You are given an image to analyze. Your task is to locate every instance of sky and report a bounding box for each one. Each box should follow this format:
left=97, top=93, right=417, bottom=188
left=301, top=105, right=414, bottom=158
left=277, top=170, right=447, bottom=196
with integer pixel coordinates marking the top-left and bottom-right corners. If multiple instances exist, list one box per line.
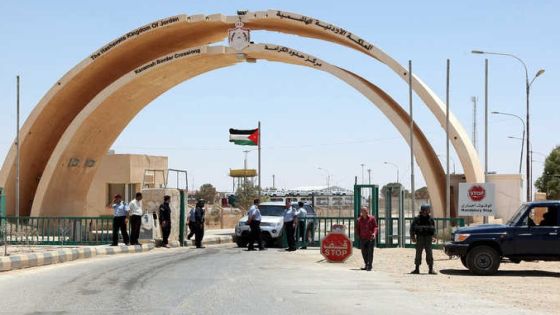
left=0, top=1, right=558, bottom=193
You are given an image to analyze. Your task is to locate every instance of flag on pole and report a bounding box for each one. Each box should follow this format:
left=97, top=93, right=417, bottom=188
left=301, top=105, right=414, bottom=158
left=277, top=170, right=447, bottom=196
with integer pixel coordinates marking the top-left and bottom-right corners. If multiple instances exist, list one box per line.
left=229, top=128, right=259, bottom=146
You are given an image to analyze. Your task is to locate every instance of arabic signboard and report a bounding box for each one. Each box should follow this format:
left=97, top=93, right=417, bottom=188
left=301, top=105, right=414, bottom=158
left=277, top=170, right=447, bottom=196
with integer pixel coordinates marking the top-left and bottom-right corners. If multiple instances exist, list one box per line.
left=321, top=232, right=352, bottom=263
left=458, top=183, right=496, bottom=216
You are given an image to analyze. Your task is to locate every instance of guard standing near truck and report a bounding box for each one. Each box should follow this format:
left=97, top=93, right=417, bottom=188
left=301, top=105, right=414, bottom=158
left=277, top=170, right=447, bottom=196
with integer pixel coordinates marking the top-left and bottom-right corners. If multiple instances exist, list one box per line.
left=410, top=204, right=437, bottom=274
left=247, top=199, right=264, bottom=251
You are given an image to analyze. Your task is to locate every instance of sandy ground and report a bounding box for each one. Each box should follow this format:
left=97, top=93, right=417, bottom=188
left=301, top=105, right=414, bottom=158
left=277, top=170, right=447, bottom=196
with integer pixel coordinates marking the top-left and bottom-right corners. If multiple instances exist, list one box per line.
left=346, top=247, right=560, bottom=314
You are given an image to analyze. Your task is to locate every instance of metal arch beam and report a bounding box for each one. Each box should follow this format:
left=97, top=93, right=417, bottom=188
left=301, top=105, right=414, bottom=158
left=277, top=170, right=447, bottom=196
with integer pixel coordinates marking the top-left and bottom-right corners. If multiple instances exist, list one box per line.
left=0, top=11, right=479, bottom=216
left=31, top=44, right=446, bottom=217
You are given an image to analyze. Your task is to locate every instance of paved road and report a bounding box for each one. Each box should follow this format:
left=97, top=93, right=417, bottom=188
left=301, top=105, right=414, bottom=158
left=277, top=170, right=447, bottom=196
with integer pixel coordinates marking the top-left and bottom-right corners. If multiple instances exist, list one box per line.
left=0, top=245, right=543, bottom=315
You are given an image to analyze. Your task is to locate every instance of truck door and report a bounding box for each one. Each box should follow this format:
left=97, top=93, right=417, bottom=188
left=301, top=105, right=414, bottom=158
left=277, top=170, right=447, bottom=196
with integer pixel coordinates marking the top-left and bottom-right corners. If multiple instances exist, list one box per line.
left=514, top=205, right=560, bottom=256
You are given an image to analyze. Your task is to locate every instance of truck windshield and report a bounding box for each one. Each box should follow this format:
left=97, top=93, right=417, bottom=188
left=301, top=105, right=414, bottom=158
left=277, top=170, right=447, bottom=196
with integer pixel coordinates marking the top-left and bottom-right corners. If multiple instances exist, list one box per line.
left=259, top=205, right=286, bottom=217
left=506, top=204, right=528, bottom=226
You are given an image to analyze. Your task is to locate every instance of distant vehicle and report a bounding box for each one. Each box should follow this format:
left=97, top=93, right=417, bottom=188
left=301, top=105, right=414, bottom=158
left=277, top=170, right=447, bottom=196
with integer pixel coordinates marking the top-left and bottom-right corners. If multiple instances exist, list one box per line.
left=234, top=201, right=318, bottom=247
left=445, top=201, right=560, bottom=275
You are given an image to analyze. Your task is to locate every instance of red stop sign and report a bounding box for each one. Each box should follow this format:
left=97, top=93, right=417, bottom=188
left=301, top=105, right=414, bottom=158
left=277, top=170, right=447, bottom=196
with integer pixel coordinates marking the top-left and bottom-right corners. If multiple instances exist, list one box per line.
left=321, top=232, right=352, bottom=263
left=468, top=185, right=486, bottom=202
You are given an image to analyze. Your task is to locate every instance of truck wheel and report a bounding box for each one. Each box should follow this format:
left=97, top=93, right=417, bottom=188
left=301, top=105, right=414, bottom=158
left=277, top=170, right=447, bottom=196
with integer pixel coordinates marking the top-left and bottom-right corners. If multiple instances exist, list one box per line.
left=460, top=256, right=469, bottom=269
left=466, top=245, right=501, bottom=275
left=236, top=238, right=247, bottom=248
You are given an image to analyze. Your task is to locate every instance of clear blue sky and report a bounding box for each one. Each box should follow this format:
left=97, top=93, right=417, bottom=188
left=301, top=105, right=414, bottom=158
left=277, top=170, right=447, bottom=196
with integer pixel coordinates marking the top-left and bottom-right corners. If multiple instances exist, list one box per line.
left=0, top=1, right=558, bottom=192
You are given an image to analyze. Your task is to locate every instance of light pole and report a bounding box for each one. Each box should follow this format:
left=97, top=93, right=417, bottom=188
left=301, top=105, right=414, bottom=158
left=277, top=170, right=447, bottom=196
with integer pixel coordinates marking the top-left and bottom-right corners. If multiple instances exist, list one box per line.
left=472, top=50, right=545, bottom=201
left=360, top=163, right=365, bottom=184
left=493, top=111, right=525, bottom=174
left=384, top=162, right=399, bottom=184
left=367, top=169, right=372, bottom=185
left=437, top=154, right=456, bottom=174
left=317, top=167, right=330, bottom=191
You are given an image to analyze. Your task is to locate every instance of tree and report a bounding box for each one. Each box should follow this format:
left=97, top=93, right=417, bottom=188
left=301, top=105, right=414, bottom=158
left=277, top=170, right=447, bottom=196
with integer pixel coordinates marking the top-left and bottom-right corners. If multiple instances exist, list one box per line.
left=415, top=186, right=430, bottom=200
left=195, top=183, right=217, bottom=204
left=235, top=182, right=260, bottom=211
left=381, top=182, right=410, bottom=198
left=535, top=146, right=560, bottom=199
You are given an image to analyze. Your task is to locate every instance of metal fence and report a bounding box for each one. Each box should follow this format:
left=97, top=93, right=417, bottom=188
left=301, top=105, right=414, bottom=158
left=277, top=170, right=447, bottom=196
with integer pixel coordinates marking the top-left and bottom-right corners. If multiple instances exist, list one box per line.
left=0, top=216, right=114, bottom=246
left=293, top=216, right=464, bottom=249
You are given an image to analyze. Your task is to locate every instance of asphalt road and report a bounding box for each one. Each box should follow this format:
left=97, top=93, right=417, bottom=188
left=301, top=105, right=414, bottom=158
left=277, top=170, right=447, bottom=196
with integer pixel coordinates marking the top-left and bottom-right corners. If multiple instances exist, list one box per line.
left=0, top=245, right=542, bottom=315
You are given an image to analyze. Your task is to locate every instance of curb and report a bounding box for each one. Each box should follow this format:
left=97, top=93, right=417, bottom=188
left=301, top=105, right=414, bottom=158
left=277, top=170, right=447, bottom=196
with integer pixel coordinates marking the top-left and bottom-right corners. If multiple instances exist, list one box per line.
left=0, top=244, right=155, bottom=272
left=184, top=235, right=233, bottom=247
left=94, top=243, right=155, bottom=255
left=0, top=247, right=96, bottom=272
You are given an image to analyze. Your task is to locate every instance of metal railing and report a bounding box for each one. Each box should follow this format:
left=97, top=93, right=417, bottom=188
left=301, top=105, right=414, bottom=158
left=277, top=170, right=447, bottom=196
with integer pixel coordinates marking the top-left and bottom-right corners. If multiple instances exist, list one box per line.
left=290, top=216, right=464, bottom=249
left=0, top=216, right=114, bottom=246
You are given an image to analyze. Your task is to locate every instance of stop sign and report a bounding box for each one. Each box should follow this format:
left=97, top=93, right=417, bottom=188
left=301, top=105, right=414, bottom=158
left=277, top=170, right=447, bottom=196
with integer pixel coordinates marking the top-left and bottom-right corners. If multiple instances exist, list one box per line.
left=321, top=232, right=352, bottom=263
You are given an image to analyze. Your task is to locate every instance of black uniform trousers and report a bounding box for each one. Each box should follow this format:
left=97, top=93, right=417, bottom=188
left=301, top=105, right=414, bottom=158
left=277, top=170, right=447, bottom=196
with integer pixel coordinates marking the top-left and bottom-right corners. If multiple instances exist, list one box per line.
left=187, top=222, right=195, bottom=239
left=129, top=215, right=142, bottom=245
left=284, top=221, right=296, bottom=250
left=414, top=234, right=434, bottom=266
left=360, top=239, right=375, bottom=268
left=112, top=216, right=129, bottom=246
left=248, top=221, right=263, bottom=250
left=297, top=220, right=306, bottom=243
left=161, top=221, right=171, bottom=245
left=194, top=223, right=204, bottom=248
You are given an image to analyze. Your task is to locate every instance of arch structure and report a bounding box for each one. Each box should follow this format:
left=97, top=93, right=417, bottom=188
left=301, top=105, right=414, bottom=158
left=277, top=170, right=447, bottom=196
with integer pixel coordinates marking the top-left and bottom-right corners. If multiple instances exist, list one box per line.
left=0, top=10, right=481, bottom=217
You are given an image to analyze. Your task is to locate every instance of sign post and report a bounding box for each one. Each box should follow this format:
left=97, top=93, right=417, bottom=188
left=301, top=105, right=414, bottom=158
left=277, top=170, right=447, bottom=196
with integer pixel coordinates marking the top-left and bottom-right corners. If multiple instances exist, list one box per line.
left=321, top=228, right=352, bottom=263
left=458, top=183, right=496, bottom=217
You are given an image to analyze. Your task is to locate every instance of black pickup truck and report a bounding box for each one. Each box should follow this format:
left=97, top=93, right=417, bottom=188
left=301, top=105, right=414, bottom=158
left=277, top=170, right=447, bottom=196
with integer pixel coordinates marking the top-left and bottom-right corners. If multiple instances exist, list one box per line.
left=445, top=201, right=560, bottom=275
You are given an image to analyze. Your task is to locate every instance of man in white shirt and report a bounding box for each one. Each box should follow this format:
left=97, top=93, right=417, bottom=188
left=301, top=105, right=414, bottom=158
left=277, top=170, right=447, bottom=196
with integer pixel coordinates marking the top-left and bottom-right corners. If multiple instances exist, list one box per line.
left=283, top=199, right=298, bottom=251
left=128, top=192, right=143, bottom=246
left=247, top=199, right=264, bottom=251
left=296, top=201, right=308, bottom=249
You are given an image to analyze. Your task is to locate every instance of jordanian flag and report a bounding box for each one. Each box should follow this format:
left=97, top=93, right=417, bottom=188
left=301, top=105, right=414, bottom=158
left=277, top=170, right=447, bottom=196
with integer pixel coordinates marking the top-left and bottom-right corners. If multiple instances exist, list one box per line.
left=229, top=128, right=259, bottom=146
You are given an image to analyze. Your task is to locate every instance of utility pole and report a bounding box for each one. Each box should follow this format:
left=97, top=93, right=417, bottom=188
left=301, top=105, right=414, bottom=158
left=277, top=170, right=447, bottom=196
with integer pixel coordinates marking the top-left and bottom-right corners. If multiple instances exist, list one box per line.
left=243, top=150, right=249, bottom=187
left=16, top=76, right=20, bottom=221
left=484, top=59, right=489, bottom=224
left=367, top=169, right=371, bottom=185
left=272, top=174, right=275, bottom=190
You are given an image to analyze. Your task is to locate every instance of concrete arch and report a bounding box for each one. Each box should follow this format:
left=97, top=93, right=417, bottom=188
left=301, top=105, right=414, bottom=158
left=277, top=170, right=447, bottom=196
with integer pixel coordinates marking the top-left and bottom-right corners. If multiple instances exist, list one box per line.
left=0, top=11, right=479, bottom=216
left=32, top=44, right=446, bottom=217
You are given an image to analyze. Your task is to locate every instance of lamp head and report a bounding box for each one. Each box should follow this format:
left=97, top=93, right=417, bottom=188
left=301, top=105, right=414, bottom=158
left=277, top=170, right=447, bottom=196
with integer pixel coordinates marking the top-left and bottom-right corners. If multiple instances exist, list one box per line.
left=471, top=50, right=485, bottom=54
left=536, top=69, right=545, bottom=77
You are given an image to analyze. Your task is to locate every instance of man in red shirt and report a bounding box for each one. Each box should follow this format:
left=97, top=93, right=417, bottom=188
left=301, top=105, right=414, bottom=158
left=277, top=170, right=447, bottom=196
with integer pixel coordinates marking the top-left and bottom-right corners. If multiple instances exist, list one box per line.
left=356, top=207, right=378, bottom=271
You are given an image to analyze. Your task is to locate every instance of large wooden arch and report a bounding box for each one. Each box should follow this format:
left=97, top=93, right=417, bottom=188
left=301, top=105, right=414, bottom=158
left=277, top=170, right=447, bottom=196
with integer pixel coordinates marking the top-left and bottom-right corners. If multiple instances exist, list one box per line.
left=0, top=11, right=481, bottom=216
left=31, top=44, right=446, bottom=216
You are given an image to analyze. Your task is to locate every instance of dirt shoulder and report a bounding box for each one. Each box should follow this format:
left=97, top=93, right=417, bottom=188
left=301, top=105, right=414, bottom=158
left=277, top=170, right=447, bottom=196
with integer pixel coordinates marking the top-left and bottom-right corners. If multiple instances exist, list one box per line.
left=354, top=248, right=560, bottom=314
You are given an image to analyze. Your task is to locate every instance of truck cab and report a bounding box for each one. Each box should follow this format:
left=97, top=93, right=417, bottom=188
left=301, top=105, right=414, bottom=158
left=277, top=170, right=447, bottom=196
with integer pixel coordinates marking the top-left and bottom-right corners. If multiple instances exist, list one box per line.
left=445, top=201, right=560, bottom=275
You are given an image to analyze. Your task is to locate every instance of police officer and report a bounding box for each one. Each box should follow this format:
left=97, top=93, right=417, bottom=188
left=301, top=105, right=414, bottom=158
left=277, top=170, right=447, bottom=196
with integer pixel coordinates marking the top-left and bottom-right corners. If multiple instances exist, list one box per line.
left=159, top=195, right=172, bottom=248
left=296, top=202, right=307, bottom=249
left=247, top=199, right=265, bottom=251
left=410, top=204, right=437, bottom=274
left=187, top=206, right=196, bottom=240
left=283, top=198, right=298, bottom=251
left=193, top=199, right=206, bottom=248
left=111, top=194, right=130, bottom=246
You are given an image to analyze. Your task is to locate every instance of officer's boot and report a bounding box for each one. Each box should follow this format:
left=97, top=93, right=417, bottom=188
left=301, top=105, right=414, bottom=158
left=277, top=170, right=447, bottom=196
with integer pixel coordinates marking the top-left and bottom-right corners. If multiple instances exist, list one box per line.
left=410, top=265, right=420, bottom=274
left=428, top=265, right=437, bottom=275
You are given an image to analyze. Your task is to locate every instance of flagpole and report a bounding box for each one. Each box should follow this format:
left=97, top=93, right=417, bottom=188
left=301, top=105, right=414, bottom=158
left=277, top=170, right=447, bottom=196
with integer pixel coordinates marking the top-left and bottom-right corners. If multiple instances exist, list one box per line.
left=258, top=121, right=261, bottom=199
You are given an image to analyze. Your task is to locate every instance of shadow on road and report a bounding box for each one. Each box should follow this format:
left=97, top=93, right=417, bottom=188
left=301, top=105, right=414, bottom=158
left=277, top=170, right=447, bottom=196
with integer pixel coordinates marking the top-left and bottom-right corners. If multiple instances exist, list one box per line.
left=440, top=269, right=560, bottom=278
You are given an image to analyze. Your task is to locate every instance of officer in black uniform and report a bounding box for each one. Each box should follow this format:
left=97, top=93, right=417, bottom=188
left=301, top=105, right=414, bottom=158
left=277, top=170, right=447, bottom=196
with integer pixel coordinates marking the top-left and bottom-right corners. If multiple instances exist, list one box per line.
left=159, top=195, right=172, bottom=248
left=410, top=204, right=437, bottom=274
left=194, top=199, right=206, bottom=248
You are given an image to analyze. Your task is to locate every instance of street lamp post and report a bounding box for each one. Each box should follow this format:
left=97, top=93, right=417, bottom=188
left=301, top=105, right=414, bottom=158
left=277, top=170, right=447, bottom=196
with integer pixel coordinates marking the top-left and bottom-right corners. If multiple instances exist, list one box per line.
left=472, top=50, right=544, bottom=201
left=384, top=162, right=400, bottom=184
left=317, top=167, right=330, bottom=192
left=360, top=163, right=365, bottom=185
left=493, top=111, right=526, bottom=174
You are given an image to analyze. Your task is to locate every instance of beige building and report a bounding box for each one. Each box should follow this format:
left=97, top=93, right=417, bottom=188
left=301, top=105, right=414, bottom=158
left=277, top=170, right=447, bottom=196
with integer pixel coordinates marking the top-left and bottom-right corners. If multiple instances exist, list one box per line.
left=86, top=153, right=168, bottom=216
